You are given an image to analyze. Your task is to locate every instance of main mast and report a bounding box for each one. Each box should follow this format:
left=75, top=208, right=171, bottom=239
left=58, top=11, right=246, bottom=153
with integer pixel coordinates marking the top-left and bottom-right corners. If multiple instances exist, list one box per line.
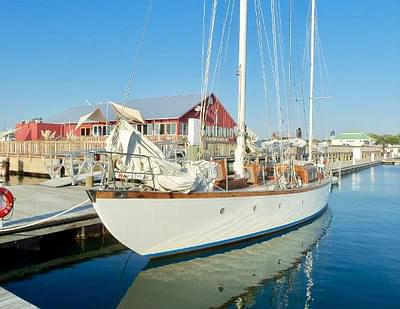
left=308, top=0, right=316, bottom=162
left=233, top=0, right=248, bottom=177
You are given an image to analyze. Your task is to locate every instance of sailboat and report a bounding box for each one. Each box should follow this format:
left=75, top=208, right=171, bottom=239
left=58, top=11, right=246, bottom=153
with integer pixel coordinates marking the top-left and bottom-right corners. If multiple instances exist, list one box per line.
left=87, top=0, right=331, bottom=258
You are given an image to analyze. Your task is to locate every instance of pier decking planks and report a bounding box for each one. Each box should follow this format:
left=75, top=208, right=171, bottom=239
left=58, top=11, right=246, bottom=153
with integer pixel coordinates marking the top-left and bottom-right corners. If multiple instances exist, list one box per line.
left=331, top=160, right=381, bottom=176
left=0, top=287, right=37, bottom=308
left=0, top=184, right=97, bottom=245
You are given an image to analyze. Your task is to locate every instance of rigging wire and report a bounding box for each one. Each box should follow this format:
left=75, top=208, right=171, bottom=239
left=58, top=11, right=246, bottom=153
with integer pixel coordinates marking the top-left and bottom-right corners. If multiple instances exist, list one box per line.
left=286, top=0, right=293, bottom=140
left=258, top=0, right=278, bottom=139
left=298, top=0, right=313, bottom=140
left=201, top=0, right=207, bottom=96
left=207, top=0, right=235, bottom=139
left=121, top=0, right=156, bottom=107
left=200, top=0, right=218, bottom=155
left=112, top=0, right=156, bottom=148
left=270, top=0, right=285, bottom=160
left=210, top=0, right=235, bottom=93
left=276, top=0, right=290, bottom=140
left=316, top=18, right=333, bottom=140
left=254, top=0, right=273, bottom=136
left=217, top=0, right=236, bottom=93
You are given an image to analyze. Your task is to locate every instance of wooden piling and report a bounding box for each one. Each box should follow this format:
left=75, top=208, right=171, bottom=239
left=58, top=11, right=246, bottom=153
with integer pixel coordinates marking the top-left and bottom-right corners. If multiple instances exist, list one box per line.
left=0, top=157, right=10, bottom=182
left=85, top=175, right=94, bottom=188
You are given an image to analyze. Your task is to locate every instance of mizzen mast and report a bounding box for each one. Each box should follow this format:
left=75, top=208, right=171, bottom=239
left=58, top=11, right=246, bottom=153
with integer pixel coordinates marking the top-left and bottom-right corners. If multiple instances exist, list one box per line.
left=308, top=0, right=316, bottom=162
left=233, top=0, right=248, bottom=177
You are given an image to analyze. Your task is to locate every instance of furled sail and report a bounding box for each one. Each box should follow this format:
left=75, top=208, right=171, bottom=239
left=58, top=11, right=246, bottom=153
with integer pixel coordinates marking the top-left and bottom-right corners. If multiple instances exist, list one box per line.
left=106, top=120, right=218, bottom=193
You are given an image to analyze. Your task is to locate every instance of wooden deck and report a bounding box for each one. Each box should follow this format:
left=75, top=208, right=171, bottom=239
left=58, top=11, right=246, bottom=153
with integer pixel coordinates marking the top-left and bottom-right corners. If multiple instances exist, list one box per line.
left=0, top=183, right=98, bottom=245
left=0, top=287, right=37, bottom=308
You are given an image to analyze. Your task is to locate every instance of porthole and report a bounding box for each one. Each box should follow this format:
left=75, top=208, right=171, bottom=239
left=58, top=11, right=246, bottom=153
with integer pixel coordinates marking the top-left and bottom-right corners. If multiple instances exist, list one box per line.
left=220, top=208, right=225, bottom=214
left=253, top=205, right=257, bottom=212
left=278, top=203, right=282, bottom=209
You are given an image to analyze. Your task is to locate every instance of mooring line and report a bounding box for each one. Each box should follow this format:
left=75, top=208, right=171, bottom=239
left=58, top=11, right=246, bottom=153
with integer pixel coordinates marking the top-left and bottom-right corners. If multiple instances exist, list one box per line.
left=0, top=199, right=91, bottom=233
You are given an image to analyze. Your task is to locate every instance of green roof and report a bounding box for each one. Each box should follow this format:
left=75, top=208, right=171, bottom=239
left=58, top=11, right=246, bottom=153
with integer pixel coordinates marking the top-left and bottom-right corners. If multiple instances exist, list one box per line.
left=334, top=132, right=372, bottom=140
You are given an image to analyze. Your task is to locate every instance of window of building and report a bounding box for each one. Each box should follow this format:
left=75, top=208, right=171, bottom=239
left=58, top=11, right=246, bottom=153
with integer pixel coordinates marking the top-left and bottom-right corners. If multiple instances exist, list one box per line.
left=106, top=125, right=114, bottom=135
left=160, top=123, right=165, bottom=135
left=166, top=123, right=176, bottom=135
left=180, top=123, right=188, bottom=135
left=81, top=127, right=91, bottom=136
left=154, top=123, right=160, bottom=135
left=93, top=125, right=109, bottom=136
left=153, top=123, right=176, bottom=135
left=146, top=124, right=154, bottom=135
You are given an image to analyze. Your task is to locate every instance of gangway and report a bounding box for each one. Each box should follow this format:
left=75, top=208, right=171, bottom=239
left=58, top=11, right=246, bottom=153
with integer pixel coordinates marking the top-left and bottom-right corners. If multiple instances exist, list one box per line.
left=41, top=150, right=107, bottom=187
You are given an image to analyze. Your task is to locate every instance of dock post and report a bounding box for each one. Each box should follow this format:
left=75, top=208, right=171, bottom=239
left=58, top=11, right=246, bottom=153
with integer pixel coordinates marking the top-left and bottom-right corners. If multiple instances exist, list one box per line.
left=0, top=157, right=10, bottom=183
left=86, top=176, right=94, bottom=188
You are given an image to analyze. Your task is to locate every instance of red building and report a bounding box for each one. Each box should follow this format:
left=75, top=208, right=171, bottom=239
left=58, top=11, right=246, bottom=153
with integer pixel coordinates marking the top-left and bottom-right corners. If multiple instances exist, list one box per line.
left=15, top=94, right=236, bottom=144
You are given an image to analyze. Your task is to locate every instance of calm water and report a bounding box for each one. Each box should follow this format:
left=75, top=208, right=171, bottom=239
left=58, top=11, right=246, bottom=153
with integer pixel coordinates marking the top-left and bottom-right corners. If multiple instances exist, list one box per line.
left=2, top=165, right=400, bottom=308
left=1, top=174, right=48, bottom=186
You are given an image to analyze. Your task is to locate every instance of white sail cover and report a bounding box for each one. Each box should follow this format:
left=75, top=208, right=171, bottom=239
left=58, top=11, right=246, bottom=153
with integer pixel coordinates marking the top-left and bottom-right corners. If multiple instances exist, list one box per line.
left=106, top=120, right=218, bottom=193
left=75, top=107, right=106, bottom=130
left=110, top=102, right=145, bottom=124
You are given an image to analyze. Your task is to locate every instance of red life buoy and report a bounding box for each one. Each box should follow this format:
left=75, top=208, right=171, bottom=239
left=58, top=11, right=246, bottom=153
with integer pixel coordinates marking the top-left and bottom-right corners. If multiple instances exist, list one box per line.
left=0, top=187, right=14, bottom=218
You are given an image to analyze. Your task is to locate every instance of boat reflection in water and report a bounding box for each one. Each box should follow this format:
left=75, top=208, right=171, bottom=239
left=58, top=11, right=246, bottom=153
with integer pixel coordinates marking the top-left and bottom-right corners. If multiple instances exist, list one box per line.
left=119, top=209, right=331, bottom=308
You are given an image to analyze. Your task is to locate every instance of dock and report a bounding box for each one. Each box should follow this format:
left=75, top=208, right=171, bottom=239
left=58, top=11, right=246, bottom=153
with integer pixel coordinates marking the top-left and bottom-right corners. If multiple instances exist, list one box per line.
left=0, top=183, right=100, bottom=247
left=330, top=160, right=382, bottom=177
left=382, top=158, right=400, bottom=165
left=0, top=287, right=37, bottom=308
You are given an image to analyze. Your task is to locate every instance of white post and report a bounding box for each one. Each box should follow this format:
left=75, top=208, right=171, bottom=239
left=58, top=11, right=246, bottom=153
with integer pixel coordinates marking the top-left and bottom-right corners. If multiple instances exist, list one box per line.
left=308, top=0, right=316, bottom=162
left=233, top=0, right=248, bottom=177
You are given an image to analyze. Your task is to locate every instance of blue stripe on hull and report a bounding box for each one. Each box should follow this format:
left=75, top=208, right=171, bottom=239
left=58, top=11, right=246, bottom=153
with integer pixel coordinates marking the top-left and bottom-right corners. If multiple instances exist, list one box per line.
left=146, top=204, right=329, bottom=259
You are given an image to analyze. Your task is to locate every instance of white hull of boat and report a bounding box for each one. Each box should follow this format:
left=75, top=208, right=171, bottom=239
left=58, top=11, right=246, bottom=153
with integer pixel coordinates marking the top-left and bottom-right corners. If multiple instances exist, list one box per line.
left=119, top=209, right=331, bottom=308
left=91, top=181, right=331, bottom=257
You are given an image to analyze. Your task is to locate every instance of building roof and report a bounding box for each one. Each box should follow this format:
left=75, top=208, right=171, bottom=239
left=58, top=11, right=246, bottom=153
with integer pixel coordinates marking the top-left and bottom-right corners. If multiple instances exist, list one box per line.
left=125, top=94, right=203, bottom=119
left=46, top=94, right=204, bottom=124
left=333, top=132, right=372, bottom=140
left=46, top=104, right=112, bottom=124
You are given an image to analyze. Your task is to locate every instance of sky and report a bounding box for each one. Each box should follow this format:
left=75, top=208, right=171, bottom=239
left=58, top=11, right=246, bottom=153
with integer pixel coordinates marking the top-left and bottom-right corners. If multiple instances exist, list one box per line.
left=0, top=0, right=399, bottom=139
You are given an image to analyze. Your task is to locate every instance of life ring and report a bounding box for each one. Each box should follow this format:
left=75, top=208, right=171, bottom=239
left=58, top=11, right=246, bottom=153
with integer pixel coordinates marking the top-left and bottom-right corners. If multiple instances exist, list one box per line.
left=0, top=187, right=14, bottom=218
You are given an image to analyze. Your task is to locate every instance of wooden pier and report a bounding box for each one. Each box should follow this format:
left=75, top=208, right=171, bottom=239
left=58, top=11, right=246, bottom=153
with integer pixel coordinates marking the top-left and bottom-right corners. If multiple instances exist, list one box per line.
left=331, top=160, right=382, bottom=177
left=0, top=287, right=37, bottom=308
left=0, top=184, right=100, bottom=247
left=382, top=158, right=400, bottom=165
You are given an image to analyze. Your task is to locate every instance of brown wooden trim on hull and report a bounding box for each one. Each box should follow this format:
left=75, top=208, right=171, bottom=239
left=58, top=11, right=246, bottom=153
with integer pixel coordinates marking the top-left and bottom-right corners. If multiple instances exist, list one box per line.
left=91, top=179, right=331, bottom=200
